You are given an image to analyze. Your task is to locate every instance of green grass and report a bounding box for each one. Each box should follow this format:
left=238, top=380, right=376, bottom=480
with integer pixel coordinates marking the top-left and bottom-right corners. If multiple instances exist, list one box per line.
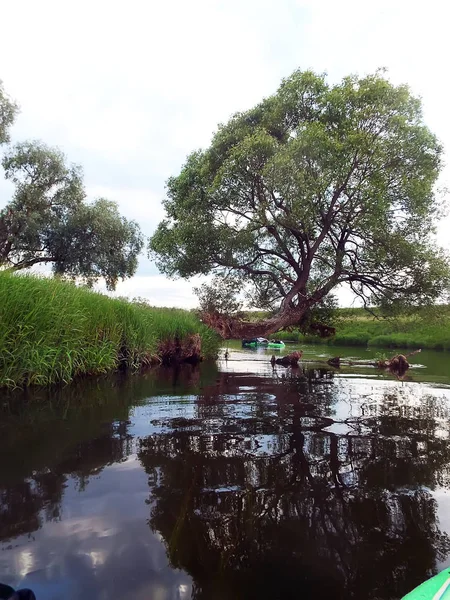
left=0, top=271, right=220, bottom=388
left=269, top=306, right=450, bottom=351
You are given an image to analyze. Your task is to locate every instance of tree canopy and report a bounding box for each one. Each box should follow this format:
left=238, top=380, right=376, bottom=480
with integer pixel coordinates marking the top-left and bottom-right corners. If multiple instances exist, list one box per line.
left=0, top=84, right=143, bottom=290
left=0, top=80, right=18, bottom=145
left=149, top=69, right=450, bottom=337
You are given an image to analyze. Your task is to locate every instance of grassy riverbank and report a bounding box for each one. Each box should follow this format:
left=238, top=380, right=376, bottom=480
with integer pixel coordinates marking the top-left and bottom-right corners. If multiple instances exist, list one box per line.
left=270, top=307, right=450, bottom=351
left=0, top=272, right=220, bottom=388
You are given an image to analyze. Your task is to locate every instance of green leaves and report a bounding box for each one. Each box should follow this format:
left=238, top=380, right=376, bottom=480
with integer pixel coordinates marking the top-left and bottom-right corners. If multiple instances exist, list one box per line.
left=1, top=141, right=143, bottom=290
left=52, top=197, right=144, bottom=290
left=194, top=275, right=243, bottom=317
left=0, top=80, right=18, bottom=145
left=150, top=68, right=450, bottom=327
left=0, top=80, right=143, bottom=290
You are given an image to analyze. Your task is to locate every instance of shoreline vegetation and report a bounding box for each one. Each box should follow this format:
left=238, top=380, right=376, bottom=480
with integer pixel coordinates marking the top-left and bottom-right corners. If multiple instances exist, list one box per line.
left=2, top=271, right=449, bottom=390
left=0, top=272, right=220, bottom=389
left=267, top=307, right=450, bottom=351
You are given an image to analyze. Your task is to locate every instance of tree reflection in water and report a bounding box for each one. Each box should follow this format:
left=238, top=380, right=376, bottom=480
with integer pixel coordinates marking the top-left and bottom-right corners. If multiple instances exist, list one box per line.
left=1, top=365, right=450, bottom=599
left=139, top=368, right=450, bottom=600
left=0, top=367, right=210, bottom=545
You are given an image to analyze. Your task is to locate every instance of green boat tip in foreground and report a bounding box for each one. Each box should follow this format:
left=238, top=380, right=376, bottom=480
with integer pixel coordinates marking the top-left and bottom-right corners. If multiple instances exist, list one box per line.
left=402, top=568, right=450, bottom=599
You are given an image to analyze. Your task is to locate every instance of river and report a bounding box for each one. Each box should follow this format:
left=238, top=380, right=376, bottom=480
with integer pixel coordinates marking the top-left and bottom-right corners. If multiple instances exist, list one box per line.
left=1, top=343, right=450, bottom=599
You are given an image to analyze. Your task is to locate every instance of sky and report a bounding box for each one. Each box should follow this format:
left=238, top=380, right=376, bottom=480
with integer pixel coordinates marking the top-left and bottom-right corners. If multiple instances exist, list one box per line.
left=0, top=0, right=449, bottom=308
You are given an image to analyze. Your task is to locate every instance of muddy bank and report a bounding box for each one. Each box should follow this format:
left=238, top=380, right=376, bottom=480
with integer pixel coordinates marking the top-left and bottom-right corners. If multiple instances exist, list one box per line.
left=157, top=334, right=203, bottom=366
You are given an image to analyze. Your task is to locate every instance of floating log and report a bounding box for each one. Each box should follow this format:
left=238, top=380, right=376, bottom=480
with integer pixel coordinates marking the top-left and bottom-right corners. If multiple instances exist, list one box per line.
left=268, top=349, right=422, bottom=376
left=327, top=349, right=421, bottom=374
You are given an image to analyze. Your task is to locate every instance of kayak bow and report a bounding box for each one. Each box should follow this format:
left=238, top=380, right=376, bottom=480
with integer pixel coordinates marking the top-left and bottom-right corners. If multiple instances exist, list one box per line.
left=402, top=569, right=450, bottom=599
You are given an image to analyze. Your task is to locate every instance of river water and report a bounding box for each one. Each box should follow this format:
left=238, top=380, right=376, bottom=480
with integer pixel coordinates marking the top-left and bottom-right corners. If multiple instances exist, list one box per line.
left=1, top=344, right=450, bottom=599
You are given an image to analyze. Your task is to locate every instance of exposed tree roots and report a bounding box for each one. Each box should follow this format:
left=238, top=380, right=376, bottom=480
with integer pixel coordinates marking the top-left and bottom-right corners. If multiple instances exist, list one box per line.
left=158, top=334, right=203, bottom=366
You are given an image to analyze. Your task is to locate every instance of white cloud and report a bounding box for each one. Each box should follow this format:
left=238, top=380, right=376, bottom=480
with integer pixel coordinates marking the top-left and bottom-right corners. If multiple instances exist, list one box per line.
left=103, top=274, right=203, bottom=308
left=1, top=0, right=449, bottom=306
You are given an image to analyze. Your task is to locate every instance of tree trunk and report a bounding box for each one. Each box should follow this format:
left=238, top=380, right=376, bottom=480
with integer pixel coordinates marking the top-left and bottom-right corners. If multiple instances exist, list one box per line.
left=201, top=307, right=309, bottom=339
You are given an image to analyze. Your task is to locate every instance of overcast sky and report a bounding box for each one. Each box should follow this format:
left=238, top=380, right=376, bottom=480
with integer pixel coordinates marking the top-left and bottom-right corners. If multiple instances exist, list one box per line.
left=1, top=0, right=448, bottom=307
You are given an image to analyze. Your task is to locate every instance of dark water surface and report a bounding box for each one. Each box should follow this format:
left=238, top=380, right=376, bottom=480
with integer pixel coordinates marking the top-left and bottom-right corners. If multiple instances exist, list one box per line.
left=1, top=345, right=450, bottom=599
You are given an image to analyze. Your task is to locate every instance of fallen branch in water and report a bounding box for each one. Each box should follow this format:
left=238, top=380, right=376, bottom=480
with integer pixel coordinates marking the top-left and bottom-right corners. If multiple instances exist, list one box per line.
left=326, top=349, right=422, bottom=373
left=223, top=349, right=422, bottom=376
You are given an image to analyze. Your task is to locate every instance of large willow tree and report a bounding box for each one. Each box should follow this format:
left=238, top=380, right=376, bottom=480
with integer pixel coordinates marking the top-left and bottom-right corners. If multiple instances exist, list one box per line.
left=149, top=70, right=450, bottom=337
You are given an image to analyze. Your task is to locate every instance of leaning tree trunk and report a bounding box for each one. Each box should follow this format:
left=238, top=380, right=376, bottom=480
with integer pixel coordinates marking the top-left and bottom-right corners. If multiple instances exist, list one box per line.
left=201, top=309, right=335, bottom=339
left=201, top=311, right=297, bottom=339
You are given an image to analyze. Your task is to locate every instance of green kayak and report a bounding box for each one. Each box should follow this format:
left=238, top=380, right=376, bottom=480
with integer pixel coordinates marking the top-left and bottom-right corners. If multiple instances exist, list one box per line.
left=242, top=342, right=285, bottom=349
left=242, top=338, right=285, bottom=349
left=402, top=568, right=450, bottom=599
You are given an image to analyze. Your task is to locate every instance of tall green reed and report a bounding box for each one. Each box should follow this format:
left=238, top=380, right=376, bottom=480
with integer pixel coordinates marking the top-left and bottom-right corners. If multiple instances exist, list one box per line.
left=0, top=272, right=220, bottom=388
